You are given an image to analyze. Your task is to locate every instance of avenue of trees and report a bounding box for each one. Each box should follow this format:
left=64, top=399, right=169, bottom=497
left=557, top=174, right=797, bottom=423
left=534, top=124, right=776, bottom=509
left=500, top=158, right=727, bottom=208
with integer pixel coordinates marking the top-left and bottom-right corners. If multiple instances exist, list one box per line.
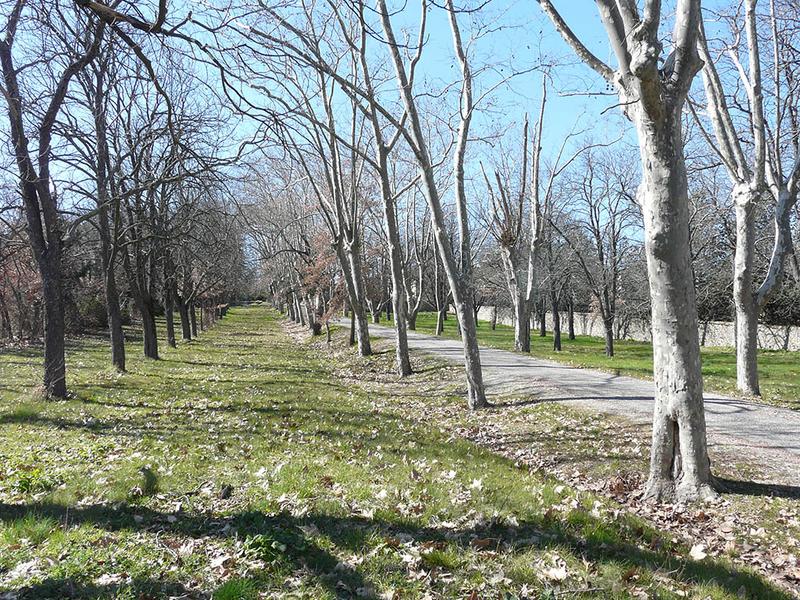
left=2, top=0, right=800, bottom=503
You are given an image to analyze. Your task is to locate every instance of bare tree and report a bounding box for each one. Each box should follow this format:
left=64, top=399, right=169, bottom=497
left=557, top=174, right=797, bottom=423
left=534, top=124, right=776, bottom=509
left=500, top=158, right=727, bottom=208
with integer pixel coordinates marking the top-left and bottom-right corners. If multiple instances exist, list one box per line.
left=376, top=0, right=488, bottom=408
left=356, top=0, right=414, bottom=373
left=0, top=3, right=104, bottom=396
left=402, top=191, right=432, bottom=330
left=536, top=0, right=716, bottom=501
left=554, top=147, right=640, bottom=357
left=62, top=40, right=127, bottom=369
left=693, top=0, right=800, bottom=396
left=481, top=107, right=545, bottom=352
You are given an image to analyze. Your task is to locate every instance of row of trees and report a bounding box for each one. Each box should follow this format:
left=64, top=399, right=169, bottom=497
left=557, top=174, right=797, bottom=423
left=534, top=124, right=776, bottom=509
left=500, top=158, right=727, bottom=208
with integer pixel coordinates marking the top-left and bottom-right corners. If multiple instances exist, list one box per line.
left=3, top=1, right=800, bottom=504
left=0, top=2, right=249, bottom=395
left=244, top=0, right=800, bottom=503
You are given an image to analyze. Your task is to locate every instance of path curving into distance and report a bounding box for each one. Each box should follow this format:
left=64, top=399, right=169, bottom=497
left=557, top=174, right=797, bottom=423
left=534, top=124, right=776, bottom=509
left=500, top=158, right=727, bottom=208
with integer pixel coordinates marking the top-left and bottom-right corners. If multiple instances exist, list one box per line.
left=362, top=321, right=800, bottom=485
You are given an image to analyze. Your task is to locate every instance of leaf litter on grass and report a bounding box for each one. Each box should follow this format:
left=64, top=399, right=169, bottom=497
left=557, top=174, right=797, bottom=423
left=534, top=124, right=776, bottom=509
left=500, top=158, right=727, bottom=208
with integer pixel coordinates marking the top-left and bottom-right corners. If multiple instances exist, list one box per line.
left=0, top=307, right=792, bottom=599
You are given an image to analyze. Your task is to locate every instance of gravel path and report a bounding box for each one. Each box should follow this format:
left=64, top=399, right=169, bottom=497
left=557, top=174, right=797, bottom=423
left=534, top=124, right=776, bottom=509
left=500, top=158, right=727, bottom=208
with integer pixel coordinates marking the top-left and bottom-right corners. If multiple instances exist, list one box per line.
left=364, top=322, right=800, bottom=483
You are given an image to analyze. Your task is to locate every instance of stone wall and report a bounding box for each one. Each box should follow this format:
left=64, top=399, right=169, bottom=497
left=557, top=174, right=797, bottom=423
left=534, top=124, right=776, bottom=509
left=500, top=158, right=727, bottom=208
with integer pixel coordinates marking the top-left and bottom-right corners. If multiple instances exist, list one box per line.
left=476, top=306, right=800, bottom=351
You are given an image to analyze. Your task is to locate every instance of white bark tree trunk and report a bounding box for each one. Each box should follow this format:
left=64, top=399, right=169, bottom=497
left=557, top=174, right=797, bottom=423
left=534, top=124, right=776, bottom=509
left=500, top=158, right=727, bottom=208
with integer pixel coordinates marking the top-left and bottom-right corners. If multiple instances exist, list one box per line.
left=500, top=246, right=530, bottom=352
left=377, top=0, right=487, bottom=408
left=380, top=180, right=412, bottom=376
left=637, top=111, right=715, bottom=503
left=337, top=244, right=372, bottom=356
left=536, top=0, right=716, bottom=502
left=733, top=190, right=761, bottom=396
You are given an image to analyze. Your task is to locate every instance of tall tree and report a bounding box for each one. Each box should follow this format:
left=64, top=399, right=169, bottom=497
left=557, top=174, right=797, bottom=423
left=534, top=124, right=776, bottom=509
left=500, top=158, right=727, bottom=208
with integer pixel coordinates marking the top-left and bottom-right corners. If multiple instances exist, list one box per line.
left=356, top=0, right=414, bottom=373
left=554, top=147, right=640, bottom=357
left=0, top=3, right=103, bottom=396
left=693, top=0, right=800, bottom=396
left=376, top=0, right=488, bottom=407
left=536, top=0, right=716, bottom=501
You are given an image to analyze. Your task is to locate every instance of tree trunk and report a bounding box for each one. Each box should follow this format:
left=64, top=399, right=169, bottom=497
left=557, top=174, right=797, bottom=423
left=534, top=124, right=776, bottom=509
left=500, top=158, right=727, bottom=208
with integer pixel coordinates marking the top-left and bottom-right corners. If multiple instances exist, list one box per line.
left=567, top=299, right=575, bottom=340
left=603, top=315, right=615, bottom=357
left=139, top=301, right=158, bottom=360
left=539, top=300, right=546, bottom=337
left=178, top=297, right=191, bottom=340
left=98, top=193, right=126, bottom=369
left=41, top=262, right=67, bottom=397
left=305, top=294, right=317, bottom=333
left=436, top=308, right=445, bottom=335
left=165, top=289, right=176, bottom=349
left=313, top=294, right=323, bottom=335
left=490, top=306, right=497, bottom=331
left=453, top=297, right=486, bottom=408
left=0, top=31, right=73, bottom=398
left=296, top=296, right=306, bottom=326
left=307, top=294, right=321, bottom=335
left=190, top=302, right=198, bottom=337
left=499, top=246, right=530, bottom=351
left=0, top=298, right=11, bottom=338
left=404, top=261, right=424, bottom=333
left=638, top=110, right=715, bottom=503
left=513, top=297, right=530, bottom=352
left=381, top=189, right=412, bottom=375
left=105, top=272, right=126, bottom=370
left=92, top=70, right=126, bottom=371
left=291, top=294, right=300, bottom=324
left=551, top=290, right=561, bottom=351
left=733, top=196, right=760, bottom=396
left=349, top=310, right=356, bottom=346
left=338, top=244, right=372, bottom=356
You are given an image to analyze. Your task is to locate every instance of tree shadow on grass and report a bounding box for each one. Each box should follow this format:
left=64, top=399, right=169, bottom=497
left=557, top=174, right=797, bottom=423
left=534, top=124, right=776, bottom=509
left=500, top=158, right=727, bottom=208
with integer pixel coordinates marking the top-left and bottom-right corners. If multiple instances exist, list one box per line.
left=0, top=500, right=791, bottom=599
left=716, top=477, right=800, bottom=499
left=412, top=363, right=451, bottom=375
left=0, top=346, right=43, bottom=358
left=0, top=404, right=419, bottom=450
left=492, top=395, right=655, bottom=408
left=159, top=357, right=321, bottom=376
left=9, top=577, right=196, bottom=600
left=0, top=503, right=372, bottom=600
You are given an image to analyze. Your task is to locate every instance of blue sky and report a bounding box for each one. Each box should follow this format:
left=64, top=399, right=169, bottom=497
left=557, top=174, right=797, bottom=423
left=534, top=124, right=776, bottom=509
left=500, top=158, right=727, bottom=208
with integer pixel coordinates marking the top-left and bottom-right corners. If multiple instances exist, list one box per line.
left=396, top=0, right=732, bottom=164
left=414, top=0, right=632, bottom=150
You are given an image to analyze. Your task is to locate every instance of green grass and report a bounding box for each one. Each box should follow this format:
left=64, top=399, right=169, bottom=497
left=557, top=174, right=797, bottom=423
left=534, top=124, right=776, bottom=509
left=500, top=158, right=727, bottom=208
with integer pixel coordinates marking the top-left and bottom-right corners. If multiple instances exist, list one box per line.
left=406, top=312, right=800, bottom=409
left=0, top=306, right=790, bottom=598
left=213, top=578, right=258, bottom=600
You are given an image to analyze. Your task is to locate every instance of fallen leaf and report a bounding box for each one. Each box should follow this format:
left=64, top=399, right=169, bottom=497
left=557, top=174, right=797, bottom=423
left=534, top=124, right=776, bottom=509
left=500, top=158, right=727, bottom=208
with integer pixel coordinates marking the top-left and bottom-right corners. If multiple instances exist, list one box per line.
left=470, top=537, right=497, bottom=550
left=689, top=544, right=707, bottom=561
left=542, top=565, right=568, bottom=581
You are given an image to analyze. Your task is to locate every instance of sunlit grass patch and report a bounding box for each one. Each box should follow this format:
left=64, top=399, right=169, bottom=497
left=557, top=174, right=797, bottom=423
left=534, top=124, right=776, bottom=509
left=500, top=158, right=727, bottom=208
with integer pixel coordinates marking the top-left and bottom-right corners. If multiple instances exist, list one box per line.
left=0, top=513, right=58, bottom=546
left=1, top=402, right=42, bottom=423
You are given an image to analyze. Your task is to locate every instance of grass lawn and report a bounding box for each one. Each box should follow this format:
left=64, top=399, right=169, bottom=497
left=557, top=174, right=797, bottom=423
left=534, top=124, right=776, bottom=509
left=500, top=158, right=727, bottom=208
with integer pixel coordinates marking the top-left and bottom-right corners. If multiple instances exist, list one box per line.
left=404, top=312, right=800, bottom=410
left=0, top=306, right=791, bottom=598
